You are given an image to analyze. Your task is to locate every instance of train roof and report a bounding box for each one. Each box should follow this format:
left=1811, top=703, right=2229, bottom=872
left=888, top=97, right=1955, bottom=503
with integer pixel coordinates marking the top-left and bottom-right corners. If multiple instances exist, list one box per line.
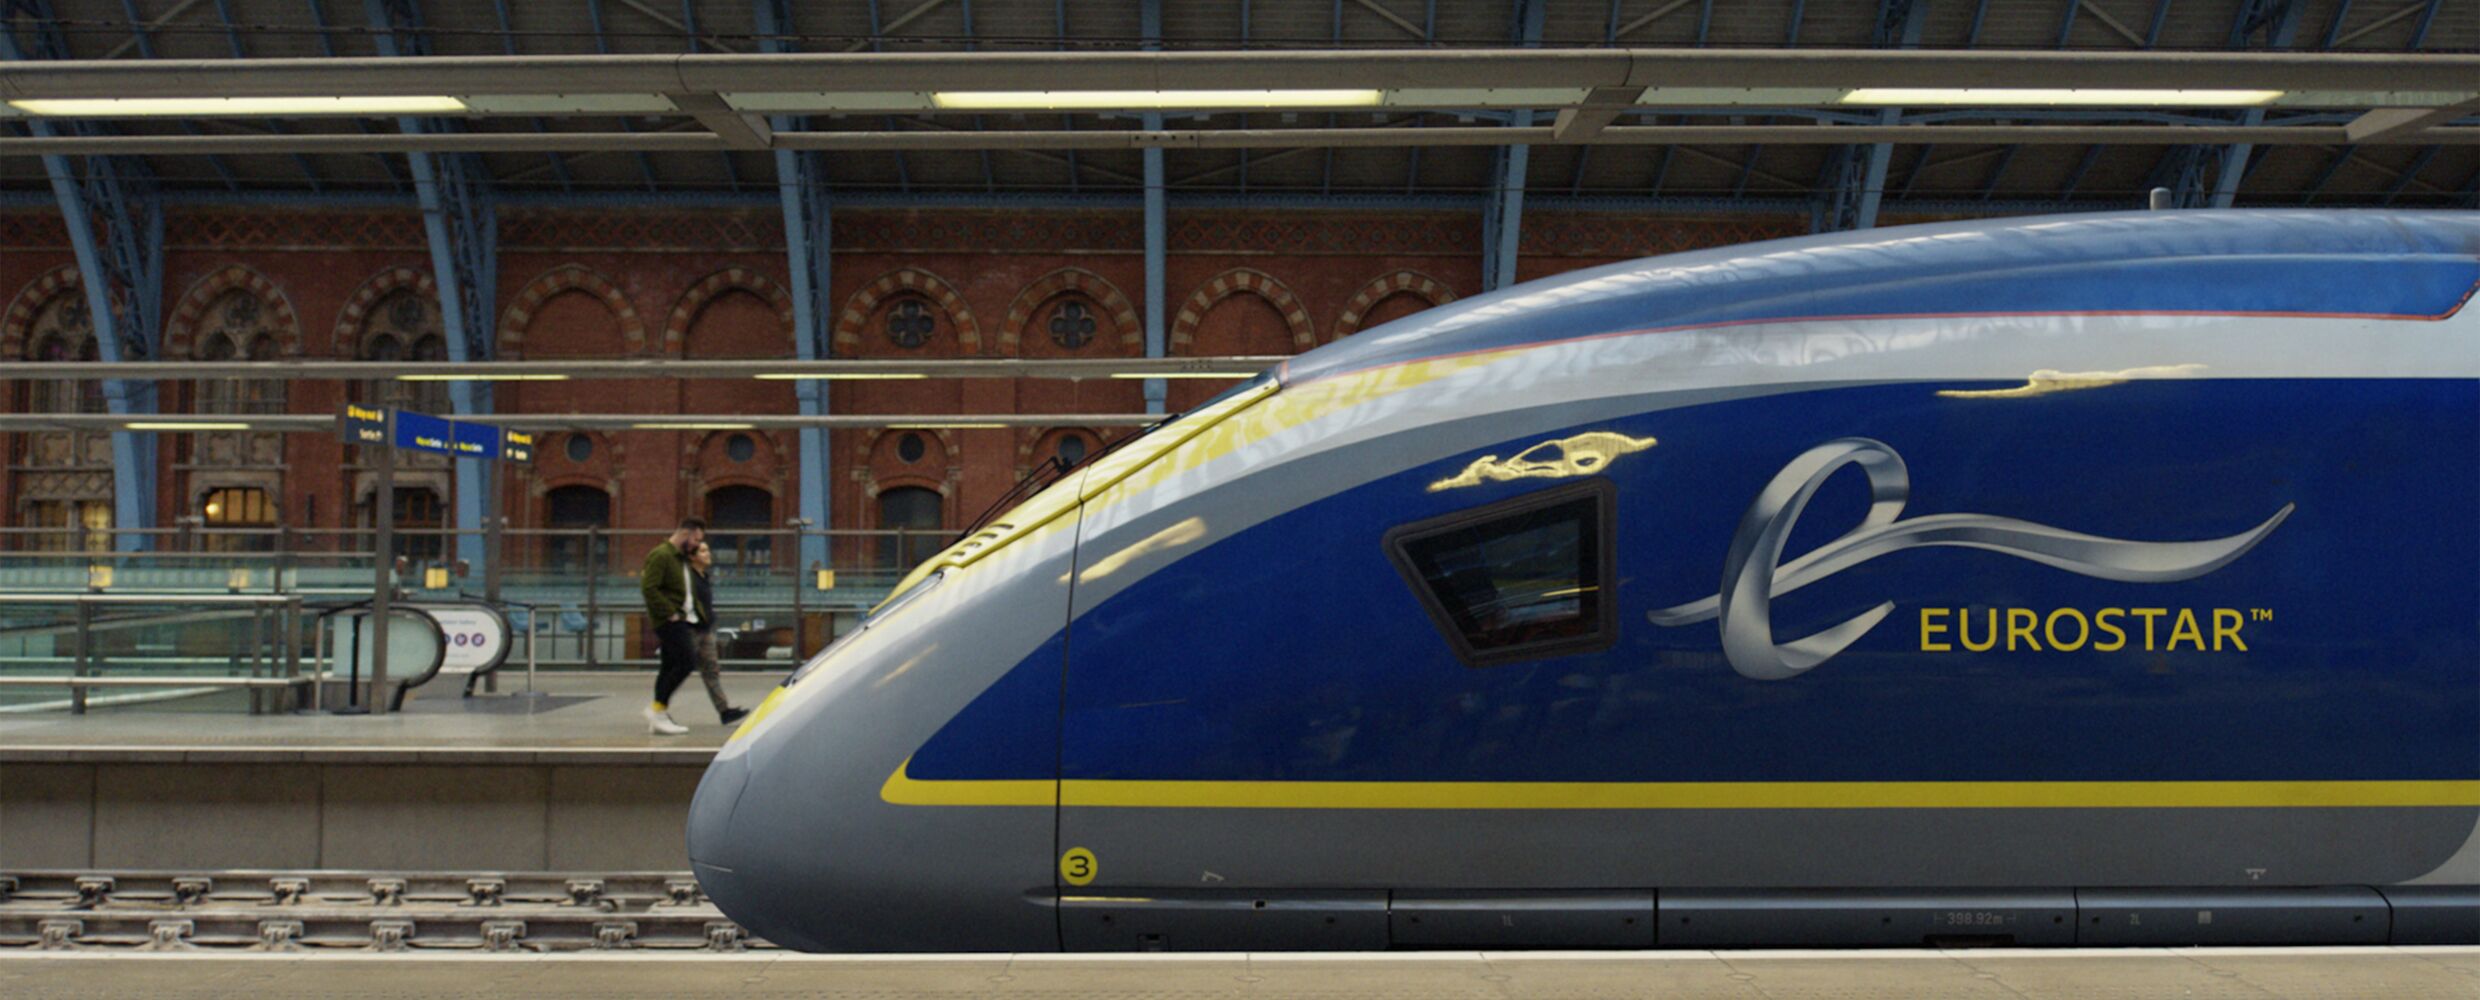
left=1280, top=210, right=2480, bottom=385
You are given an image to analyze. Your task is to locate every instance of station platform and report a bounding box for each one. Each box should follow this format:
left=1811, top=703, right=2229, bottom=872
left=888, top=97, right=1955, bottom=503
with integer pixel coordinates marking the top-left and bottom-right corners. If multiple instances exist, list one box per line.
left=5, top=947, right=2475, bottom=999
left=0, top=673, right=776, bottom=873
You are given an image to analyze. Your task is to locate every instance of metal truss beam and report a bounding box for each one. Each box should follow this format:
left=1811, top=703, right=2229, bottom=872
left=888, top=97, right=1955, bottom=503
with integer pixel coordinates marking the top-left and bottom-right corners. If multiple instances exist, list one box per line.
left=756, top=0, right=831, bottom=561
left=367, top=0, right=494, bottom=574
left=1, top=3, right=159, bottom=548
left=2209, top=0, right=2305, bottom=208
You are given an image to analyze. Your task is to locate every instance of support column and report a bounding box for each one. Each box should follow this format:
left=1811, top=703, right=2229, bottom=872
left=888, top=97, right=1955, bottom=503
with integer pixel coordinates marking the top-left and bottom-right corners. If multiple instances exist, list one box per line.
left=1481, top=0, right=1545, bottom=292
left=758, top=0, right=833, bottom=569
left=1816, top=0, right=1921, bottom=233
left=1, top=21, right=162, bottom=548
left=1141, top=0, right=1167, bottom=415
left=370, top=0, right=497, bottom=577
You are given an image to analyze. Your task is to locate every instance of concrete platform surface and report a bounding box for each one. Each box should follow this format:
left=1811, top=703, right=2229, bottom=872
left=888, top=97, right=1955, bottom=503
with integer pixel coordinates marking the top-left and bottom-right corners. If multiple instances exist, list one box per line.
left=0, top=672, right=779, bottom=764
left=2, top=947, right=2475, bottom=999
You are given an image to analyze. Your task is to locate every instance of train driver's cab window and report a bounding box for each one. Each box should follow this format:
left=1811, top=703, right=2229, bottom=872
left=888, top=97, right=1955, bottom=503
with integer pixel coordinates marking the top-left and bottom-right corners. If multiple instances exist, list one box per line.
left=1386, top=480, right=1614, bottom=666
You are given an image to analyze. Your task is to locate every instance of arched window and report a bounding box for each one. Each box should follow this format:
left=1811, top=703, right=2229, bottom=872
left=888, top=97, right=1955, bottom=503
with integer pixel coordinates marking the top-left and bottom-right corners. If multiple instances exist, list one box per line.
left=15, top=292, right=111, bottom=552
left=704, top=485, right=775, bottom=576
left=356, top=486, right=446, bottom=565
left=358, top=290, right=447, bottom=413
left=544, top=485, right=611, bottom=575
left=193, top=290, right=284, bottom=415
left=876, top=486, right=944, bottom=572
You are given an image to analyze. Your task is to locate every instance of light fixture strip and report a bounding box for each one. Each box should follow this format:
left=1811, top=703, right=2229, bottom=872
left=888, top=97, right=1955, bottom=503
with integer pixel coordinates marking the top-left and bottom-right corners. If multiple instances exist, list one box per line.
left=1838, top=88, right=2284, bottom=107
left=751, top=373, right=931, bottom=380
left=11, top=96, right=469, bottom=117
left=930, top=89, right=1383, bottom=111
left=398, top=373, right=570, bottom=382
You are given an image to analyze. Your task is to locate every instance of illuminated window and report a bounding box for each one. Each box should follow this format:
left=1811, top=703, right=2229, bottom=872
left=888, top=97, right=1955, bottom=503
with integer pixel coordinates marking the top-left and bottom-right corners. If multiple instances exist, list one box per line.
left=1386, top=480, right=1614, bottom=667
left=200, top=486, right=277, bottom=553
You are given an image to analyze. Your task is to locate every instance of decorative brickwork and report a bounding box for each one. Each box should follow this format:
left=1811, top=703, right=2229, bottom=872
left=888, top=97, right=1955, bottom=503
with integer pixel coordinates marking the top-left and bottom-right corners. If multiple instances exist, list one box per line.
left=1520, top=214, right=1808, bottom=258
left=331, top=266, right=437, bottom=357
left=833, top=268, right=981, bottom=355
left=163, top=265, right=300, bottom=359
left=499, top=264, right=646, bottom=356
left=1333, top=270, right=1458, bottom=340
left=663, top=267, right=795, bottom=356
left=166, top=211, right=426, bottom=251
left=500, top=210, right=785, bottom=253
left=1, top=264, right=82, bottom=361
left=833, top=211, right=1142, bottom=254
left=1171, top=212, right=1477, bottom=256
left=0, top=213, right=72, bottom=249
left=1170, top=268, right=1316, bottom=353
left=996, top=267, right=1141, bottom=355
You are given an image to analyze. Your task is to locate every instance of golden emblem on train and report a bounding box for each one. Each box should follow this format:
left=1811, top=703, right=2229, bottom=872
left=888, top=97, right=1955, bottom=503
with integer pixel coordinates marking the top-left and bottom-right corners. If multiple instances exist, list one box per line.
left=1427, top=432, right=1657, bottom=492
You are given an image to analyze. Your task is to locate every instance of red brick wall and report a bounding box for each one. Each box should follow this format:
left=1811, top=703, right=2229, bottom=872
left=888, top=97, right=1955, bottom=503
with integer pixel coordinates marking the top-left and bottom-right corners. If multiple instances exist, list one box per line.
left=0, top=206, right=1802, bottom=540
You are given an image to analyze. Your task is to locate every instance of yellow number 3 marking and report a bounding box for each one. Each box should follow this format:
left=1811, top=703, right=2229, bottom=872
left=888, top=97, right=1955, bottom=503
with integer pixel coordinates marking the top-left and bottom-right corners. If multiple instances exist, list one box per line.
left=1059, top=847, right=1098, bottom=887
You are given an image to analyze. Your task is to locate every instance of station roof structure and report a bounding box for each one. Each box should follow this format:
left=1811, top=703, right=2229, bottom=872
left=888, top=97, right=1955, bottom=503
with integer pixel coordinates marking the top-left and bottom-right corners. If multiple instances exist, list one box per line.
left=0, top=0, right=2470, bottom=213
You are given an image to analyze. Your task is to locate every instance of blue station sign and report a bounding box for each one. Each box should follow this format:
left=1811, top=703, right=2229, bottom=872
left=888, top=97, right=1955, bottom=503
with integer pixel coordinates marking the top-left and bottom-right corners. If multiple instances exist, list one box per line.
left=393, top=410, right=454, bottom=455
left=344, top=405, right=534, bottom=465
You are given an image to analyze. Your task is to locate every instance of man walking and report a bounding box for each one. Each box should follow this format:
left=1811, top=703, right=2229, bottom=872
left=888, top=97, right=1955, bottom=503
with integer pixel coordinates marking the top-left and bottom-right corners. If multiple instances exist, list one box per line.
left=639, top=517, right=706, bottom=735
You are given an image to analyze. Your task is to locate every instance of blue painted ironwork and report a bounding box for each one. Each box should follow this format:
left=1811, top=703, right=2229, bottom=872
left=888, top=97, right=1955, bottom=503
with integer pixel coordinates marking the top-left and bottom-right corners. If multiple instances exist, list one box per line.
left=2209, top=0, right=2302, bottom=208
left=2382, top=145, right=2441, bottom=205
left=758, top=0, right=833, bottom=559
left=207, top=0, right=324, bottom=190
left=581, top=0, right=661, bottom=192
left=1142, top=0, right=1167, bottom=414
left=1815, top=0, right=1920, bottom=232
left=1, top=6, right=163, bottom=546
left=112, top=0, right=239, bottom=192
left=304, top=0, right=413, bottom=191
left=367, top=0, right=497, bottom=574
left=2407, top=0, right=2443, bottom=47
left=1482, top=0, right=1545, bottom=292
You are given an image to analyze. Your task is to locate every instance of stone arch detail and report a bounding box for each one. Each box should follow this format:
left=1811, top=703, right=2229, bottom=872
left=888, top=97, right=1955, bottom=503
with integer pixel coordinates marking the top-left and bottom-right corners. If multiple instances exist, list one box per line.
left=499, top=264, right=645, bottom=356
left=664, top=267, right=795, bottom=355
left=1, top=264, right=82, bottom=361
left=1169, top=268, right=1315, bottom=354
left=331, top=266, right=438, bottom=353
left=997, top=268, right=1142, bottom=354
left=832, top=267, right=980, bottom=355
left=162, top=265, right=301, bottom=359
left=1332, top=270, right=1458, bottom=339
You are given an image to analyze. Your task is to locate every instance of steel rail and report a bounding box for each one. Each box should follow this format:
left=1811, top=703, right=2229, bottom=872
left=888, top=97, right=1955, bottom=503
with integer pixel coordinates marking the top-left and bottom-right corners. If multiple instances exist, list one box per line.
left=0, top=123, right=2472, bottom=156
left=0, top=356, right=1287, bottom=379
left=1, top=49, right=2477, bottom=99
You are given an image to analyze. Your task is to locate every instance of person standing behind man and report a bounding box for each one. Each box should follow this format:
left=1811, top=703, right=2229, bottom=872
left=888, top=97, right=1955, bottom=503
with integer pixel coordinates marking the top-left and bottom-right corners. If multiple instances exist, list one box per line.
left=687, top=540, right=748, bottom=725
left=639, top=517, right=706, bottom=735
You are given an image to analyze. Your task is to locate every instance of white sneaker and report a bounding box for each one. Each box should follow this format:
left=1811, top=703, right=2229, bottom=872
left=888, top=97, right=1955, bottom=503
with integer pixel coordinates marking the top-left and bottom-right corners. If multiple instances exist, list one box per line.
left=645, top=708, right=688, bottom=735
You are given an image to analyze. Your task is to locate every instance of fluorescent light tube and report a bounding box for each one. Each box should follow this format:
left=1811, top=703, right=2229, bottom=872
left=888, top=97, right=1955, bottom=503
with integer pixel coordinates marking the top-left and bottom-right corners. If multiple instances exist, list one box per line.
left=931, top=89, right=1384, bottom=111
left=398, top=373, right=569, bottom=381
left=128, top=421, right=250, bottom=431
left=12, top=96, right=469, bottom=117
left=1839, top=88, right=2282, bottom=107
left=752, top=373, right=930, bottom=380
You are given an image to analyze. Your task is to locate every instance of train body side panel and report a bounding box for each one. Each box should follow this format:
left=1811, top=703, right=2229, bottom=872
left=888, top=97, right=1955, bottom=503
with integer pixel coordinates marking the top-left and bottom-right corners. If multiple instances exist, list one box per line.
left=1031, top=375, right=2479, bottom=891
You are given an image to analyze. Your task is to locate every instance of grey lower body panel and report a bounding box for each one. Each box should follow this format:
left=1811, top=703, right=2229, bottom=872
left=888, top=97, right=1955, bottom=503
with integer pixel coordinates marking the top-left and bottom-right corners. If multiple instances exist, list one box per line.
left=1051, top=886, right=2478, bottom=950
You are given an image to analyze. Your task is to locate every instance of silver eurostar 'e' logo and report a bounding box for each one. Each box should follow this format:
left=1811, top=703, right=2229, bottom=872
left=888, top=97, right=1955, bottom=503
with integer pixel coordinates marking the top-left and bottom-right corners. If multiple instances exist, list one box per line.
left=1648, top=437, right=2293, bottom=681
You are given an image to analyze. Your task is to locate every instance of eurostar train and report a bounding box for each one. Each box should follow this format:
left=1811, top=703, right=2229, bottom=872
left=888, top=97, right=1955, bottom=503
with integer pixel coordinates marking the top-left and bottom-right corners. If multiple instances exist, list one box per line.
left=689, top=210, right=2480, bottom=952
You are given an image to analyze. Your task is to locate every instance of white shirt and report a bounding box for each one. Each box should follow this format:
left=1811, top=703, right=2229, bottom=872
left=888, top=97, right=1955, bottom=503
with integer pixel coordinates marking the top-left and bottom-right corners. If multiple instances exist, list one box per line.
left=681, top=557, right=701, bottom=625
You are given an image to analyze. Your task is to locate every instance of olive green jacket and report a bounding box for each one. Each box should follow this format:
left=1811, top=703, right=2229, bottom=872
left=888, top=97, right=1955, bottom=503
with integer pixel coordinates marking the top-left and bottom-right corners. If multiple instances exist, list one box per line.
left=640, top=541, right=691, bottom=623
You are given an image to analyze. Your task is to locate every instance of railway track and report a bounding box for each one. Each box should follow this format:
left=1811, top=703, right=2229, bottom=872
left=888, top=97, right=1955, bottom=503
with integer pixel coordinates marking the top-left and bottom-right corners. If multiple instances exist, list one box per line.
left=0, top=870, right=765, bottom=952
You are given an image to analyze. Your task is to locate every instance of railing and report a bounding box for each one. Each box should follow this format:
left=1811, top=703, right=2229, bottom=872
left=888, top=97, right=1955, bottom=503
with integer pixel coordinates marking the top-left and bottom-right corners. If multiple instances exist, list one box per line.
left=0, top=526, right=951, bottom=671
left=0, top=593, right=306, bottom=714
